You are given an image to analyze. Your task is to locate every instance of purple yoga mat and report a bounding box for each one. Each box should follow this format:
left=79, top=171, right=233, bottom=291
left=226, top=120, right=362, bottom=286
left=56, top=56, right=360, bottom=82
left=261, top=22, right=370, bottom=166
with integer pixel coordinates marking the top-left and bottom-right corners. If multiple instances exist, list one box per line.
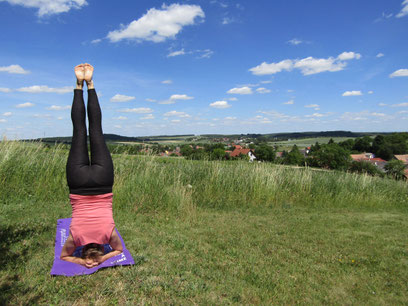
left=50, top=218, right=135, bottom=276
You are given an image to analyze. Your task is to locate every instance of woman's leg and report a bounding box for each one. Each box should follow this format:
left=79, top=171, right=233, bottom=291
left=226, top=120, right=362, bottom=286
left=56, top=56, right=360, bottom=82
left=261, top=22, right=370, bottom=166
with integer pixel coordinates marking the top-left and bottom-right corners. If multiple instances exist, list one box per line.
left=87, top=88, right=114, bottom=190
left=66, top=89, right=91, bottom=191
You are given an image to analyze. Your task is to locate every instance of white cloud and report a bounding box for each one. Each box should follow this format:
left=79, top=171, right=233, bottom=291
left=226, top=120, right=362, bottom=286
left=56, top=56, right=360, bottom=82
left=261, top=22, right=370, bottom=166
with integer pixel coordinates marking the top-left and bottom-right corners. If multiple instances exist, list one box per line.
left=0, top=0, right=87, bottom=16
left=396, top=0, right=408, bottom=18
left=171, top=119, right=181, bottom=123
left=224, top=116, right=236, bottom=120
left=337, top=52, right=361, bottom=60
left=110, top=94, right=135, bottom=102
left=368, top=91, right=374, bottom=94
left=0, top=64, right=30, bottom=74
left=46, top=105, right=71, bottom=110
left=113, top=116, right=127, bottom=120
left=227, top=86, right=253, bottom=94
left=3, top=112, right=12, bottom=116
left=146, top=98, right=156, bottom=102
left=305, top=113, right=325, bottom=118
left=0, top=87, right=12, bottom=93
left=91, top=38, right=102, bottom=44
left=161, top=80, right=173, bottom=84
left=120, top=108, right=153, bottom=113
left=167, top=49, right=186, bottom=57
left=389, top=69, right=408, bottom=78
left=141, top=114, right=155, bottom=120
left=391, top=102, right=408, bottom=107
left=249, top=59, right=293, bottom=75
left=250, top=51, right=360, bottom=76
left=261, top=80, right=272, bottom=84
left=376, top=53, right=384, bottom=58
left=16, top=102, right=34, bottom=108
left=305, top=104, right=319, bottom=108
left=287, top=38, right=302, bottom=45
left=222, top=17, right=234, bottom=25
left=256, top=87, right=271, bottom=94
left=371, top=112, right=386, bottom=117
left=114, top=125, right=122, bottom=129
left=33, top=113, right=51, bottom=118
left=283, top=99, right=294, bottom=105
left=342, top=90, right=363, bottom=96
left=378, top=103, right=387, bottom=106
left=0, top=119, right=6, bottom=123
left=57, top=116, right=63, bottom=120
left=17, top=85, right=72, bottom=94
left=210, top=101, right=231, bottom=108
left=196, top=49, right=214, bottom=59
left=170, top=94, right=193, bottom=100
left=107, top=4, right=204, bottom=43
left=287, top=89, right=294, bottom=93
left=164, top=111, right=191, bottom=117
left=228, top=97, right=238, bottom=101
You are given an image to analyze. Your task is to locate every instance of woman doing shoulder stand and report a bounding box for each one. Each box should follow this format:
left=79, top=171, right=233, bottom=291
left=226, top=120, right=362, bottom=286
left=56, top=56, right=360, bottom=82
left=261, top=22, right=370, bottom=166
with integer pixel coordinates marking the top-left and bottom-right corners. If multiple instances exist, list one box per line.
left=60, top=63, right=123, bottom=269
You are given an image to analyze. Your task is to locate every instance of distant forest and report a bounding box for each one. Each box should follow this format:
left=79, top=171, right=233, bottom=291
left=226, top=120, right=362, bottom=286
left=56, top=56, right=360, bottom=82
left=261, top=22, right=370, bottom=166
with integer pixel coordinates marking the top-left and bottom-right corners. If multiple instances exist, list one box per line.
left=25, top=131, right=386, bottom=144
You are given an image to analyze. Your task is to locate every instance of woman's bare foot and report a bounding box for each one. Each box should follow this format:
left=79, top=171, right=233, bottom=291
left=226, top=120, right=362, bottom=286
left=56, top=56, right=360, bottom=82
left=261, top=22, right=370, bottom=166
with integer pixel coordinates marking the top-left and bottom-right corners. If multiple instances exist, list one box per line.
left=84, top=63, right=94, bottom=89
left=74, top=64, right=85, bottom=89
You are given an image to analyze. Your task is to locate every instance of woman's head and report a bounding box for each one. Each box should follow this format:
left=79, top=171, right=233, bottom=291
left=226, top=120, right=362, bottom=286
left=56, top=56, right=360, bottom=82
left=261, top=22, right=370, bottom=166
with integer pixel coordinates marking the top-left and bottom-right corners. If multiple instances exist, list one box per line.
left=81, top=243, right=104, bottom=260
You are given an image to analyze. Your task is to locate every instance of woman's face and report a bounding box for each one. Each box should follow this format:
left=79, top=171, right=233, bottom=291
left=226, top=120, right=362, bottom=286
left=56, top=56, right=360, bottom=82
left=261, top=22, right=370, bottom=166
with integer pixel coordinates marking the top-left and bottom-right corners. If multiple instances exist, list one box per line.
left=84, top=256, right=101, bottom=268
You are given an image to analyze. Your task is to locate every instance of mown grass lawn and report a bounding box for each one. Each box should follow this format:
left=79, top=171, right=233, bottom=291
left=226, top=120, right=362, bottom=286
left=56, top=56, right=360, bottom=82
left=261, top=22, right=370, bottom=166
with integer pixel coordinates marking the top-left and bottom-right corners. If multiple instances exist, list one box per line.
left=1, top=141, right=407, bottom=304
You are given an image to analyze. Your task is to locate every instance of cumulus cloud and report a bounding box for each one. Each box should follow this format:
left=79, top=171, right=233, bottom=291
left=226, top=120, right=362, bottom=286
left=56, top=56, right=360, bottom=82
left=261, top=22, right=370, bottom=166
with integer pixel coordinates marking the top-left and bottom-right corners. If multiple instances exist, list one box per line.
left=0, top=87, right=12, bottom=93
left=91, top=39, right=102, bottom=44
left=46, top=105, right=71, bottom=110
left=256, top=87, right=271, bottom=94
left=287, top=38, right=302, bottom=45
left=249, top=51, right=361, bottom=76
left=249, top=59, right=293, bottom=75
left=210, top=101, right=231, bottom=109
left=16, top=102, right=34, bottom=108
left=17, top=85, right=72, bottom=94
left=368, top=91, right=374, bottom=94
left=0, top=119, right=6, bottom=123
left=159, top=94, right=194, bottom=104
left=119, top=108, right=153, bottom=113
left=389, top=69, right=408, bottom=78
left=342, top=90, right=363, bottom=96
left=113, top=116, right=127, bottom=120
left=161, top=80, right=173, bottom=84
left=0, top=64, right=30, bottom=74
left=0, top=0, right=87, bottom=16
left=228, top=97, right=238, bottom=101
left=283, top=99, right=294, bottom=105
left=396, top=0, right=408, bottom=18
left=227, top=86, right=253, bottom=94
left=107, top=4, right=204, bottom=43
left=391, top=102, right=408, bottom=107
left=3, top=112, right=12, bottom=116
left=164, top=111, right=191, bottom=117
left=110, top=94, right=135, bottom=102
left=376, top=53, right=384, bottom=58
left=167, top=49, right=186, bottom=57
left=141, top=114, right=155, bottom=120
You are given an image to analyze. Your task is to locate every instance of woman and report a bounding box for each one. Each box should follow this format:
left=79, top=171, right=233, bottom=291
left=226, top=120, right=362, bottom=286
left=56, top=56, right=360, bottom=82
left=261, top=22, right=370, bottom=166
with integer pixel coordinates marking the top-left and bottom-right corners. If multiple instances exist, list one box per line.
left=60, top=63, right=123, bottom=269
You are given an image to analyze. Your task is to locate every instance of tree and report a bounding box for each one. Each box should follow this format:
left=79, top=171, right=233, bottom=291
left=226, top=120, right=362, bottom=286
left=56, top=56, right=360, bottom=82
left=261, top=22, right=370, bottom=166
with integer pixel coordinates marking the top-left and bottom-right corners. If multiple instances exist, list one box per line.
left=352, top=136, right=372, bottom=152
left=283, top=145, right=304, bottom=166
left=384, top=160, right=407, bottom=180
left=212, top=148, right=226, bottom=160
left=349, top=161, right=381, bottom=176
left=180, top=144, right=193, bottom=157
left=339, top=139, right=355, bottom=151
left=254, top=144, right=275, bottom=162
left=310, top=143, right=351, bottom=170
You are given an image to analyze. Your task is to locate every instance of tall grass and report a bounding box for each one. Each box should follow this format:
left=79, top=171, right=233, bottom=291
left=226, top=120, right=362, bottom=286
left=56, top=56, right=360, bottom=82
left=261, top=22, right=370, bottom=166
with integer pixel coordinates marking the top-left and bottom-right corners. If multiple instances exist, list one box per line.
left=1, top=141, right=408, bottom=304
left=0, top=140, right=406, bottom=213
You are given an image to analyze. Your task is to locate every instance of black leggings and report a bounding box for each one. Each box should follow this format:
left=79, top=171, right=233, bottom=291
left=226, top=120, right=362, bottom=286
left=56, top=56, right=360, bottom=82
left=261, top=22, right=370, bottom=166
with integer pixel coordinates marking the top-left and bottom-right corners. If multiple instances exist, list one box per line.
left=66, top=89, right=114, bottom=195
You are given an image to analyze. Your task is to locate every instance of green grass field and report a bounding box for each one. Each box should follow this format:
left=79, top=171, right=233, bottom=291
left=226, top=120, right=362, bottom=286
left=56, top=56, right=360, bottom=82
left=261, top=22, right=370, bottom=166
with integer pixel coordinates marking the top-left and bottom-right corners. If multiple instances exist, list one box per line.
left=1, top=141, right=407, bottom=304
left=269, top=137, right=356, bottom=149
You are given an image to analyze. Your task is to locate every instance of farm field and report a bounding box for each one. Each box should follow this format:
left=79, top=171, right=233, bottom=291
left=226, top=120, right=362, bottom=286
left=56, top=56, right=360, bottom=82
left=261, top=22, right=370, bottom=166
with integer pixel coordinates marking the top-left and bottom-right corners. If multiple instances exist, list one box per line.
left=1, top=141, right=407, bottom=304
left=269, top=137, right=357, bottom=149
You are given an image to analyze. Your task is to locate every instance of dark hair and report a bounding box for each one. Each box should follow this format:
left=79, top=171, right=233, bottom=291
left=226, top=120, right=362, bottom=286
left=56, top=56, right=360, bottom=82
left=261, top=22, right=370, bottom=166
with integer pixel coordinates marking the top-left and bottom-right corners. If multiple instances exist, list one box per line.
left=81, top=243, right=104, bottom=259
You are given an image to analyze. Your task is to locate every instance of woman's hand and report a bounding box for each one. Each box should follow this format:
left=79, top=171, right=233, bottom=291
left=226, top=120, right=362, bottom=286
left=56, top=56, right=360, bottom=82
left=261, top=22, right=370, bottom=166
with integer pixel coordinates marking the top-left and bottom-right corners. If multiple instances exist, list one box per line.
left=74, top=64, right=85, bottom=89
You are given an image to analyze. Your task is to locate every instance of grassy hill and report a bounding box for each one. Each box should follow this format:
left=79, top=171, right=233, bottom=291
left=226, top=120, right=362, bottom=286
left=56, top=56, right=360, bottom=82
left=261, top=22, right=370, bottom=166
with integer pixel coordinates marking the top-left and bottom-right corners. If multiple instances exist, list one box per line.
left=1, top=141, right=407, bottom=304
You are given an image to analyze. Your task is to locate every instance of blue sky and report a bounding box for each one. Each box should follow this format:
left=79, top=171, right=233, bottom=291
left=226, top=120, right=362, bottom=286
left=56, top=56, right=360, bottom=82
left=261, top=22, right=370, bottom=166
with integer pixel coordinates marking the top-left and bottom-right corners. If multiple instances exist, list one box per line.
left=0, top=0, right=407, bottom=139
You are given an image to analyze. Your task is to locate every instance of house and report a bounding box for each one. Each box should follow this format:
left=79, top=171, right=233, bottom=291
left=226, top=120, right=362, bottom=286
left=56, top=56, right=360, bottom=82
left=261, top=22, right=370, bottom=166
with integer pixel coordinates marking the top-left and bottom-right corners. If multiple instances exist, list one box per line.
left=276, top=151, right=284, bottom=158
left=230, top=148, right=256, bottom=162
left=350, top=153, right=387, bottom=171
left=394, top=155, right=408, bottom=164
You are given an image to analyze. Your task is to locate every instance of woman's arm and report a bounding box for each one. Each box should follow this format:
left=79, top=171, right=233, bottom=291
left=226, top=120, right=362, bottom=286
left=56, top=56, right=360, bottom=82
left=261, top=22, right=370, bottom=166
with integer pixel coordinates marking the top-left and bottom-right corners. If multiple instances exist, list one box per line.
left=98, top=229, right=123, bottom=263
left=60, top=234, right=87, bottom=266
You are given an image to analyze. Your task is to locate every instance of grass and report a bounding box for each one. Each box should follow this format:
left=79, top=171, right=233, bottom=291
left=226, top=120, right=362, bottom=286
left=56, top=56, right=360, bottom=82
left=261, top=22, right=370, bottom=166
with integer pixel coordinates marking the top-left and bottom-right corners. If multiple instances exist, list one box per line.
left=1, top=141, right=407, bottom=304
left=269, top=136, right=356, bottom=149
